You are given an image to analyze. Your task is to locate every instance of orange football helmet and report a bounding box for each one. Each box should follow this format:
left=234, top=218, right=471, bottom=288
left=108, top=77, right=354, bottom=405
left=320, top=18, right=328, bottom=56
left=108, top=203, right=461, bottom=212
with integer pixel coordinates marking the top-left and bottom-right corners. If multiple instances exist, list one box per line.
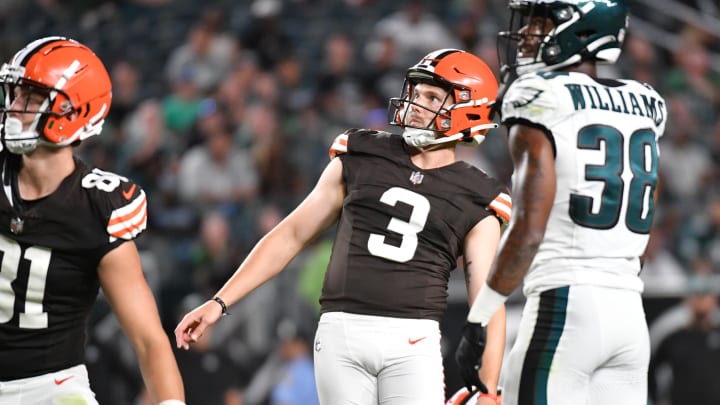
left=0, top=36, right=112, bottom=153
left=389, top=48, right=499, bottom=147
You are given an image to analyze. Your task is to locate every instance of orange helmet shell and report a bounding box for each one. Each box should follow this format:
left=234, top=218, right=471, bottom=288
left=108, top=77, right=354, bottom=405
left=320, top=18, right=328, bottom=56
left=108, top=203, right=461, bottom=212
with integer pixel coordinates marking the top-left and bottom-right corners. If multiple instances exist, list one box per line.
left=390, top=49, right=499, bottom=144
left=2, top=36, right=112, bottom=146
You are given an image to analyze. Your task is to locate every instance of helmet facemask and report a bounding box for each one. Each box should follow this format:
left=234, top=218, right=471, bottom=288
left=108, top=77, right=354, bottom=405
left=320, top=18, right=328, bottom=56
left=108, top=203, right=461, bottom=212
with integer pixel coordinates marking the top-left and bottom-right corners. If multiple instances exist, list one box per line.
left=0, top=69, right=75, bottom=154
left=0, top=36, right=111, bottom=155
left=389, top=77, right=457, bottom=148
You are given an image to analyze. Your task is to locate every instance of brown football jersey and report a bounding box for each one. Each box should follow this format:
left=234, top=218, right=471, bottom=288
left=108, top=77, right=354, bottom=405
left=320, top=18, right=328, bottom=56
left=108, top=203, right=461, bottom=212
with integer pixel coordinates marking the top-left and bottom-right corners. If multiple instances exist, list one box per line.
left=0, top=153, right=147, bottom=380
left=320, top=130, right=506, bottom=321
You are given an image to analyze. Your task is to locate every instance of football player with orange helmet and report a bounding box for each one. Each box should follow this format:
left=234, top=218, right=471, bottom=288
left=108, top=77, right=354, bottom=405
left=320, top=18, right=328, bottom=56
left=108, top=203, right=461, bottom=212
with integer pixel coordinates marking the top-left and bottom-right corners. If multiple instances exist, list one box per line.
left=0, top=37, right=185, bottom=405
left=176, top=48, right=510, bottom=405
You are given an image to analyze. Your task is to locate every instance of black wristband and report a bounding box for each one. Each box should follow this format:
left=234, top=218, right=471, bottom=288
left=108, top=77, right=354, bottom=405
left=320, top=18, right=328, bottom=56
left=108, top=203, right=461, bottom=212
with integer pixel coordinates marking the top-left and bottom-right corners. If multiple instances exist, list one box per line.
left=212, top=296, right=230, bottom=316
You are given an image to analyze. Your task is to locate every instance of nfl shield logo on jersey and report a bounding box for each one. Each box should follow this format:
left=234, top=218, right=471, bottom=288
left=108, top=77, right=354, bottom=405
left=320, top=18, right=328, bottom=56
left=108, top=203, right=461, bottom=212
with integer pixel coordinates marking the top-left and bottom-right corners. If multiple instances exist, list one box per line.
left=10, top=217, right=23, bottom=234
left=409, top=171, right=424, bottom=185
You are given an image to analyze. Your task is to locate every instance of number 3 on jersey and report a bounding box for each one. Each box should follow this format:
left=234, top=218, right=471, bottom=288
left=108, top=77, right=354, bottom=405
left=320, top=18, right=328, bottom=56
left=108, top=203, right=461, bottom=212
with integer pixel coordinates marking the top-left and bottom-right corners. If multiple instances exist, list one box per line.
left=368, top=187, right=430, bottom=263
left=570, top=125, right=658, bottom=234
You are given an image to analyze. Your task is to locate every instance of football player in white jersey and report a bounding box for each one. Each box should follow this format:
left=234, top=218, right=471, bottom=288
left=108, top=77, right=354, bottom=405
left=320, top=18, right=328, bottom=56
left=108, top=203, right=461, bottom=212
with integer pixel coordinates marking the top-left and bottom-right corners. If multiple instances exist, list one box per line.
left=454, top=1, right=666, bottom=405
left=0, top=37, right=185, bottom=405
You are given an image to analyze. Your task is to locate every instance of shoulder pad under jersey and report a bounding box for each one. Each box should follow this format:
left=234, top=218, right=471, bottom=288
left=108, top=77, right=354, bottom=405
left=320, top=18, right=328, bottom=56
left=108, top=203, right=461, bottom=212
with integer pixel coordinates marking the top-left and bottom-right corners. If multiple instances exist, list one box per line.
left=328, top=128, right=392, bottom=159
left=501, top=73, right=560, bottom=127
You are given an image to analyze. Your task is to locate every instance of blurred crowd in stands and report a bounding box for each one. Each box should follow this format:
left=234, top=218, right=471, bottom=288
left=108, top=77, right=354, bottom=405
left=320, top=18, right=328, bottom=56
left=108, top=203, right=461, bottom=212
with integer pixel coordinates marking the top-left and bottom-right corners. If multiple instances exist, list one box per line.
left=0, top=0, right=718, bottom=404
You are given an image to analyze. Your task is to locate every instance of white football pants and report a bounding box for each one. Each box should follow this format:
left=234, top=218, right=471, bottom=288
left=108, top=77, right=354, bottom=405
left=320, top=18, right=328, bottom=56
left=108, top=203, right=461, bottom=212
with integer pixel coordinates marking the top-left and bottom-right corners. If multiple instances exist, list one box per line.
left=0, top=365, right=98, bottom=405
left=501, top=285, right=650, bottom=405
left=314, top=311, right=445, bottom=405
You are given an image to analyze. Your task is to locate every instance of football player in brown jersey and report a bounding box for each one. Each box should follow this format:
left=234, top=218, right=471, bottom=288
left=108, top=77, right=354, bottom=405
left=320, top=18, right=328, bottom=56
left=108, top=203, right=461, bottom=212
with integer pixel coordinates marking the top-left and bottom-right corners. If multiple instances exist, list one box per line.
left=176, top=48, right=511, bottom=405
left=0, top=37, right=184, bottom=405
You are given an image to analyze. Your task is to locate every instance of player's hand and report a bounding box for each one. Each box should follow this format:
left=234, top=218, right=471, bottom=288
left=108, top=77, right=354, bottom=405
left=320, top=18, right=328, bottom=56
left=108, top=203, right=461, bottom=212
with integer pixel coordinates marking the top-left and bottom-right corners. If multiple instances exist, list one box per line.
left=455, top=322, right=488, bottom=393
left=174, top=299, right=223, bottom=350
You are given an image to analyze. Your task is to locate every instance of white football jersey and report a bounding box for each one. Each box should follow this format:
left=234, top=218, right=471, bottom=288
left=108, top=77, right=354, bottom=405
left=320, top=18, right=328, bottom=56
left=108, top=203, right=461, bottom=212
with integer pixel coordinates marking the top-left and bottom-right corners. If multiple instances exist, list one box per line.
left=501, top=72, right=666, bottom=295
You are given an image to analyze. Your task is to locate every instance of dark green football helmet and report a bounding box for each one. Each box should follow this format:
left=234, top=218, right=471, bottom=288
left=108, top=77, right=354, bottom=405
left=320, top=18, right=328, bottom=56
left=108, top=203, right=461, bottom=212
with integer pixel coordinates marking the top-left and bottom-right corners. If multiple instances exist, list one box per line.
left=498, top=0, right=629, bottom=79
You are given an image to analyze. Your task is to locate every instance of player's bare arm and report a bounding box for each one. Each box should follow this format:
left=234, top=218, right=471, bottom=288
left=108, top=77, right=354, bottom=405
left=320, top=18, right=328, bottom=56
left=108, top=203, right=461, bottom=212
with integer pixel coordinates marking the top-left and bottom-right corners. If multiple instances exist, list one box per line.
left=98, top=241, right=185, bottom=404
left=463, top=216, right=505, bottom=395
left=488, top=124, right=556, bottom=296
left=464, top=217, right=502, bottom=301
left=640, top=179, right=663, bottom=268
left=218, top=157, right=345, bottom=303
left=175, top=157, right=346, bottom=349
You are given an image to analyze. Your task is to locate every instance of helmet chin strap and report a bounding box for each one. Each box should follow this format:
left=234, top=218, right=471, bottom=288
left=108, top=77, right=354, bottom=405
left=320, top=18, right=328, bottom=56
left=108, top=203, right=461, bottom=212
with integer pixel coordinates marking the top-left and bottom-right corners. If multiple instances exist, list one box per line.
left=403, top=122, right=498, bottom=148
left=466, top=123, right=499, bottom=145
left=3, top=116, right=40, bottom=154
left=402, top=128, right=465, bottom=148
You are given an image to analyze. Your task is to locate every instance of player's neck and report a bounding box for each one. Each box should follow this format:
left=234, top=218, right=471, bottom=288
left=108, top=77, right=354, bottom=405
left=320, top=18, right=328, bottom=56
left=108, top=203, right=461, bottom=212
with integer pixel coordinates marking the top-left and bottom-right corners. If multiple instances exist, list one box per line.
left=17, top=147, right=75, bottom=200
left=409, top=144, right=456, bottom=169
left=567, top=61, right=597, bottom=77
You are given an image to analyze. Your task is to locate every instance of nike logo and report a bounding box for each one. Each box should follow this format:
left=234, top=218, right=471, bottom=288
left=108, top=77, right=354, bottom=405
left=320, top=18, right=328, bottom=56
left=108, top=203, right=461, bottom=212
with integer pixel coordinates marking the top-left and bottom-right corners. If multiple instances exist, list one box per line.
left=122, top=183, right=137, bottom=200
left=408, top=336, right=427, bottom=345
left=54, top=376, right=74, bottom=385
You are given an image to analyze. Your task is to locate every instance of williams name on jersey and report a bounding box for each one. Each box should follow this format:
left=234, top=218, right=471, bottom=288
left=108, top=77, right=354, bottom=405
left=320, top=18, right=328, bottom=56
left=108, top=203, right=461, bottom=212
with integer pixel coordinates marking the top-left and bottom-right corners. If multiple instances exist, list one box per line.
left=501, top=71, right=666, bottom=295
